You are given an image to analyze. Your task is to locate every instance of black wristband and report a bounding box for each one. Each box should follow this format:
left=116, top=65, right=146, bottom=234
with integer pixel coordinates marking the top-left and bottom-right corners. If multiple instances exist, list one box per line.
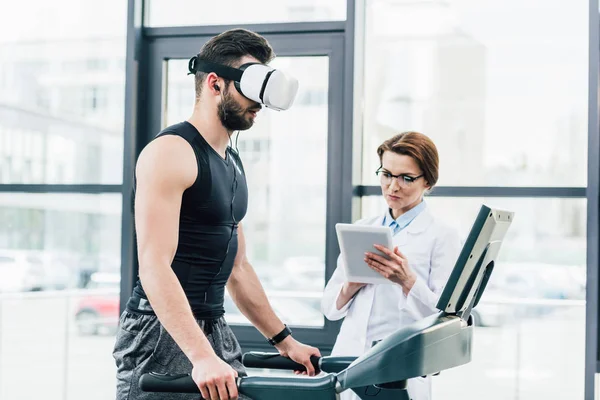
left=267, top=324, right=292, bottom=346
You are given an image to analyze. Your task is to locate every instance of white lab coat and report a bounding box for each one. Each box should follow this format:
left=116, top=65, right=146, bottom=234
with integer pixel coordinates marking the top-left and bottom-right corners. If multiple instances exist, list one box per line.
left=321, top=208, right=462, bottom=400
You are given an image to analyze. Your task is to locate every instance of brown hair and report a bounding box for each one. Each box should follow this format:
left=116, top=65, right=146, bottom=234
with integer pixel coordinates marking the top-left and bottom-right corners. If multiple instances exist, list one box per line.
left=377, top=131, right=439, bottom=188
left=194, top=28, right=275, bottom=98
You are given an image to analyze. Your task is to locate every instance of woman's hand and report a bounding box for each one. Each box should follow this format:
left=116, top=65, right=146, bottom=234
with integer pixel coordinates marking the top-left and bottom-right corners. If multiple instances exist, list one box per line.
left=344, top=282, right=367, bottom=292
left=365, top=245, right=417, bottom=295
left=336, top=282, right=367, bottom=310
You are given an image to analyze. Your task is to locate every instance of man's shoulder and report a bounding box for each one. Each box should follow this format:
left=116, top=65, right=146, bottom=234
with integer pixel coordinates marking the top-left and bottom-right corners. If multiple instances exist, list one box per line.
left=144, top=132, right=191, bottom=155
left=145, top=121, right=200, bottom=155
left=154, top=121, right=198, bottom=142
left=137, top=134, right=197, bottom=181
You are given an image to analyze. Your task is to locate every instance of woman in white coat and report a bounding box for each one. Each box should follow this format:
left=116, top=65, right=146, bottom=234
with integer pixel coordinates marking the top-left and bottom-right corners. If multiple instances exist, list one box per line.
left=321, top=132, right=462, bottom=400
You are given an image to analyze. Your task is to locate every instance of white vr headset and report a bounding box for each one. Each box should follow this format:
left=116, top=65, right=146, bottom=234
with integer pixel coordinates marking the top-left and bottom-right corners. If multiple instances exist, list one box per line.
left=188, top=56, right=299, bottom=111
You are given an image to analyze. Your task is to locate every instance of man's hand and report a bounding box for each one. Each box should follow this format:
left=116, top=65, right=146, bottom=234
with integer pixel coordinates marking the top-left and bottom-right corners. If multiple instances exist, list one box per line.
left=192, top=355, right=239, bottom=400
left=275, top=336, right=322, bottom=376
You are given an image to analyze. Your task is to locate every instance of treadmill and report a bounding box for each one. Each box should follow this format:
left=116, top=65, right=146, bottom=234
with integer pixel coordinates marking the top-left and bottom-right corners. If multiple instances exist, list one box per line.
left=139, top=204, right=514, bottom=399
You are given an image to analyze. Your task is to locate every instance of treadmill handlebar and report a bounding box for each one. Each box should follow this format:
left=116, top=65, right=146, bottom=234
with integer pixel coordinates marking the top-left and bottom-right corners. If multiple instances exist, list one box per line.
left=242, top=352, right=358, bottom=374
left=139, top=372, right=211, bottom=394
left=242, top=352, right=321, bottom=373
left=139, top=372, right=339, bottom=397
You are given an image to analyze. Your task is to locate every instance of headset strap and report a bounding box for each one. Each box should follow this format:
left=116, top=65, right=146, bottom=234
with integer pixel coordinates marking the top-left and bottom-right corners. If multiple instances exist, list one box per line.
left=188, top=56, right=245, bottom=82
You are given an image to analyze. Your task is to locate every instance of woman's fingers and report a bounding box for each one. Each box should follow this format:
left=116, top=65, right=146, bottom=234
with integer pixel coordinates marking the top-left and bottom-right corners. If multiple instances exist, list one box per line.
left=393, top=246, right=407, bottom=260
left=373, top=244, right=394, bottom=257
left=365, top=251, right=390, bottom=266
left=365, top=257, right=391, bottom=277
left=373, top=245, right=404, bottom=264
left=366, top=252, right=402, bottom=270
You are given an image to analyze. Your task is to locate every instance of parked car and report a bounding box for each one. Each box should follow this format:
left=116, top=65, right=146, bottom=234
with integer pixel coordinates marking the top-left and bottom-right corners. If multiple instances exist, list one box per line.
left=76, top=255, right=120, bottom=289
left=31, top=251, right=77, bottom=291
left=0, top=250, right=45, bottom=292
left=74, top=272, right=120, bottom=335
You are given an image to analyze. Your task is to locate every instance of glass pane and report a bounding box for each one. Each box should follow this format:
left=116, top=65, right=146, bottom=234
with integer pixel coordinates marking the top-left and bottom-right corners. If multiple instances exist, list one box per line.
left=68, top=286, right=120, bottom=400
left=0, top=193, right=122, bottom=291
left=165, top=57, right=330, bottom=327
left=360, top=0, right=588, bottom=187
left=0, top=193, right=121, bottom=400
left=361, top=196, right=585, bottom=400
left=0, top=1, right=126, bottom=184
left=147, top=0, right=346, bottom=27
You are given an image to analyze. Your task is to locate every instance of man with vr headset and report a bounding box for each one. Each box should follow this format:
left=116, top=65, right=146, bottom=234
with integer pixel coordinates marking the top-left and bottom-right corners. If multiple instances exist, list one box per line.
left=113, top=28, right=319, bottom=400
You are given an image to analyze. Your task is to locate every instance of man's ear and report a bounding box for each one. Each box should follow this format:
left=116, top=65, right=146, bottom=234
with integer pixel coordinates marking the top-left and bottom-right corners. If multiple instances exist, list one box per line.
left=206, top=73, right=222, bottom=94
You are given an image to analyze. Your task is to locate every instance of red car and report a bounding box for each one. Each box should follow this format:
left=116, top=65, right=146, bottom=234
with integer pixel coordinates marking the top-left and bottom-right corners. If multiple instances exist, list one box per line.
left=74, top=272, right=120, bottom=335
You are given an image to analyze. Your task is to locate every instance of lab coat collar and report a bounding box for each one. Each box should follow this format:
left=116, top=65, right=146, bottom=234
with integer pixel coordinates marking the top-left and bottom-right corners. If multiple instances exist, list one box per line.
left=375, top=204, right=433, bottom=234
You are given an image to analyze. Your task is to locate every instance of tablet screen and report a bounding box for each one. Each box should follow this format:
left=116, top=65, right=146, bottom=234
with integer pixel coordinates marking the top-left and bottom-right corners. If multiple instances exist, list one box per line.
left=336, top=223, right=394, bottom=285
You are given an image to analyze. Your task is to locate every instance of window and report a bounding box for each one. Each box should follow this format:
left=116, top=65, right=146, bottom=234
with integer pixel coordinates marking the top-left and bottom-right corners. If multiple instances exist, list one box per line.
left=361, top=195, right=585, bottom=399
left=85, top=86, right=109, bottom=113
left=164, top=56, right=331, bottom=328
left=146, top=0, right=346, bottom=27
left=296, top=88, right=328, bottom=107
left=360, top=0, right=588, bottom=187
left=86, top=58, right=109, bottom=71
left=0, top=193, right=122, bottom=398
left=287, top=6, right=333, bottom=21
left=0, top=0, right=126, bottom=398
left=0, top=8, right=126, bottom=184
left=358, top=1, right=588, bottom=398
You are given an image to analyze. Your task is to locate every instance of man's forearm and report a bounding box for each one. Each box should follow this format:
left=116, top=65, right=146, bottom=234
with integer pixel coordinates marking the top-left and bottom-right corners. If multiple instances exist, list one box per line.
left=227, top=261, right=285, bottom=338
left=140, top=258, right=216, bottom=365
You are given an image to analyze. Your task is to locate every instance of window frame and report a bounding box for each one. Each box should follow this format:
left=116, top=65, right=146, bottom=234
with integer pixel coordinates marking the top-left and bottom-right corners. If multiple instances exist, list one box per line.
left=121, top=7, right=357, bottom=352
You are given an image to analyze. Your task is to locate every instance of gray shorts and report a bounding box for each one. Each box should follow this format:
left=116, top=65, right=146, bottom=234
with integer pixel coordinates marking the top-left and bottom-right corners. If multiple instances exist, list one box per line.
left=113, top=311, right=252, bottom=400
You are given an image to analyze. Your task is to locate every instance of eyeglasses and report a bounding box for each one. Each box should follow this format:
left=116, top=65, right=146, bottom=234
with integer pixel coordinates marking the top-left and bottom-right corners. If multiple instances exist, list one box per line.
left=376, top=167, right=424, bottom=187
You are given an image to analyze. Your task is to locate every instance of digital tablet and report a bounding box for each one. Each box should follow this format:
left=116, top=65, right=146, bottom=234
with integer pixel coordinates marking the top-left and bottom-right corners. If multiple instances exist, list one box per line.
left=335, top=223, right=394, bottom=285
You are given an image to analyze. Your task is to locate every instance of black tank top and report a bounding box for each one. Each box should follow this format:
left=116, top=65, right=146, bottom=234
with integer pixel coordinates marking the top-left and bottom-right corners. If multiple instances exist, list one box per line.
left=127, top=121, right=248, bottom=319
